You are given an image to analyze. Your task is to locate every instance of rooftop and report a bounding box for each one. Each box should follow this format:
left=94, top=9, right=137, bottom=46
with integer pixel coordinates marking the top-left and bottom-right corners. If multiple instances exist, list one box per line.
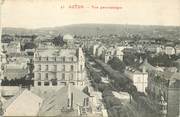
left=3, top=89, right=43, bottom=116
left=35, top=48, right=78, bottom=57
left=38, top=84, right=89, bottom=116
left=63, top=34, right=74, bottom=41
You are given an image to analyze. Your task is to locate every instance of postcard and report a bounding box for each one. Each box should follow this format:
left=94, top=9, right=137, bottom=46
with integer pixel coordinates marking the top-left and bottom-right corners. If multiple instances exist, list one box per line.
left=0, top=0, right=179, bottom=117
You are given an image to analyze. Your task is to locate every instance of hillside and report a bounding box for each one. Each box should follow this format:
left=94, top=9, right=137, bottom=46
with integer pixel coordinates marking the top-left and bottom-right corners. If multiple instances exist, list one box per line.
left=2, top=24, right=180, bottom=40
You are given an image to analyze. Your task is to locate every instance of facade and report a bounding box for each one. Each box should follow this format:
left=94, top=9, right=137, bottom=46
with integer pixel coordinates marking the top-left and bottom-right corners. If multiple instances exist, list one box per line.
left=3, top=62, right=29, bottom=80
left=167, top=80, right=180, bottom=117
left=175, top=44, right=180, bottom=55
left=146, top=70, right=180, bottom=117
left=124, top=66, right=148, bottom=93
left=103, top=46, right=124, bottom=63
left=95, top=45, right=106, bottom=58
left=33, top=34, right=86, bottom=87
left=6, top=41, right=21, bottom=54
left=91, top=44, right=100, bottom=56
left=164, top=46, right=175, bottom=55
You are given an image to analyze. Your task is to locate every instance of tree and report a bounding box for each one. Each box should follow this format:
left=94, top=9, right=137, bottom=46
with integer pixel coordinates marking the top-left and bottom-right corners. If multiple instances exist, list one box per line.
left=23, top=42, right=36, bottom=50
left=123, top=53, right=139, bottom=66
left=52, top=35, right=65, bottom=46
left=108, top=57, right=126, bottom=73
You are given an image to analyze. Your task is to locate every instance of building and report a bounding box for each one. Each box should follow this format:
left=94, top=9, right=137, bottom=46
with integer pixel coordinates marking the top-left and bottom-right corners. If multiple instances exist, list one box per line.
left=38, top=84, right=104, bottom=117
left=95, top=45, right=106, bottom=58
left=33, top=34, right=86, bottom=87
left=164, top=46, right=175, bottom=55
left=3, top=62, right=29, bottom=80
left=90, top=44, right=100, bottom=56
left=167, top=75, right=180, bottom=117
left=5, top=41, right=21, bottom=55
left=174, top=44, right=180, bottom=55
left=124, top=66, right=148, bottom=93
left=2, top=89, right=43, bottom=116
left=103, top=46, right=124, bottom=63
left=146, top=70, right=180, bottom=117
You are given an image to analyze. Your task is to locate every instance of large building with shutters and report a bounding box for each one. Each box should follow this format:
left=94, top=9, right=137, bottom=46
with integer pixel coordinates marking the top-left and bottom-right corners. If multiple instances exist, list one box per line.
left=33, top=34, right=86, bottom=87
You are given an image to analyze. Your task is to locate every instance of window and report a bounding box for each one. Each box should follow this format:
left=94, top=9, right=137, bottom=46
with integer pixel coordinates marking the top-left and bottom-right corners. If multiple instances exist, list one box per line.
left=54, top=65, right=57, bottom=71
left=39, top=57, right=41, bottom=61
left=71, top=65, right=74, bottom=71
left=46, top=65, right=48, bottom=71
left=38, top=73, right=41, bottom=80
left=46, top=57, right=49, bottom=61
left=52, top=79, right=57, bottom=86
left=71, top=57, right=74, bottom=61
left=44, top=82, right=49, bottom=86
left=54, top=57, right=56, bottom=61
left=38, top=65, right=41, bottom=71
left=62, top=73, right=65, bottom=80
left=63, top=57, right=65, bottom=62
left=38, top=82, right=41, bottom=86
left=70, top=73, right=73, bottom=80
left=45, top=73, right=48, bottom=80
left=62, top=65, right=65, bottom=71
left=80, top=65, right=83, bottom=71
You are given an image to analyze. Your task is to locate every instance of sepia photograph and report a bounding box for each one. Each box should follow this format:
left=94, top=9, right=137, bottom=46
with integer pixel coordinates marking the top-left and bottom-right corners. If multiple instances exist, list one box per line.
left=0, top=0, right=180, bottom=116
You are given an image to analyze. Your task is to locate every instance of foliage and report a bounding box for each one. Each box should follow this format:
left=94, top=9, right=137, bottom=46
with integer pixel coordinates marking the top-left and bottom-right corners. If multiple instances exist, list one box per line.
left=148, top=53, right=175, bottom=67
left=52, top=35, right=65, bottom=46
left=1, top=77, right=33, bottom=86
left=23, top=42, right=37, bottom=50
left=123, top=53, right=139, bottom=66
left=108, top=57, right=126, bottom=73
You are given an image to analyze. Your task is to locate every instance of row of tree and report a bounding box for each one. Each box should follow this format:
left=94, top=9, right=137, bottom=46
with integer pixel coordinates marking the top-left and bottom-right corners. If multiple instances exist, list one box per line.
left=1, top=77, right=33, bottom=86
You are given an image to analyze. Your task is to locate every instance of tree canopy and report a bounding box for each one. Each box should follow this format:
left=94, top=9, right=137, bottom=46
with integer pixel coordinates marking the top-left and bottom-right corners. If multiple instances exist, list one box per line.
left=108, top=57, right=126, bottom=73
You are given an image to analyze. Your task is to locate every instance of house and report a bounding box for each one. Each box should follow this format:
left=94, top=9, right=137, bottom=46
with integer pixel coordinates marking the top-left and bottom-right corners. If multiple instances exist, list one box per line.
left=103, top=46, right=124, bottom=63
left=164, top=46, right=175, bottom=55
left=3, top=62, right=29, bottom=80
left=33, top=34, right=86, bottom=87
left=174, top=44, right=180, bottom=55
left=95, top=45, right=106, bottom=58
left=3, top=89, right=43, bottom=116
left=124, top=66, right=148, bottom=93
left=146, top=70, right=180, bottom=117
left=38, top=84, right=104, bottom=117
left=6, top=41, right=21, bottom=55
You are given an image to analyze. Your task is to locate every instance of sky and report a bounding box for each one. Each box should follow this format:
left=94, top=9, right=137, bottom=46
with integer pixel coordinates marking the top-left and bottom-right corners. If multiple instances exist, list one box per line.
left=1, top=0, right=180, bottom=29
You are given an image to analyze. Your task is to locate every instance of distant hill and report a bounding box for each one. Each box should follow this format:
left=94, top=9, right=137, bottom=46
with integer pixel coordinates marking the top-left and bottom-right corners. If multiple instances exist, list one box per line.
left=2, top=24, right=180, bottom=40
